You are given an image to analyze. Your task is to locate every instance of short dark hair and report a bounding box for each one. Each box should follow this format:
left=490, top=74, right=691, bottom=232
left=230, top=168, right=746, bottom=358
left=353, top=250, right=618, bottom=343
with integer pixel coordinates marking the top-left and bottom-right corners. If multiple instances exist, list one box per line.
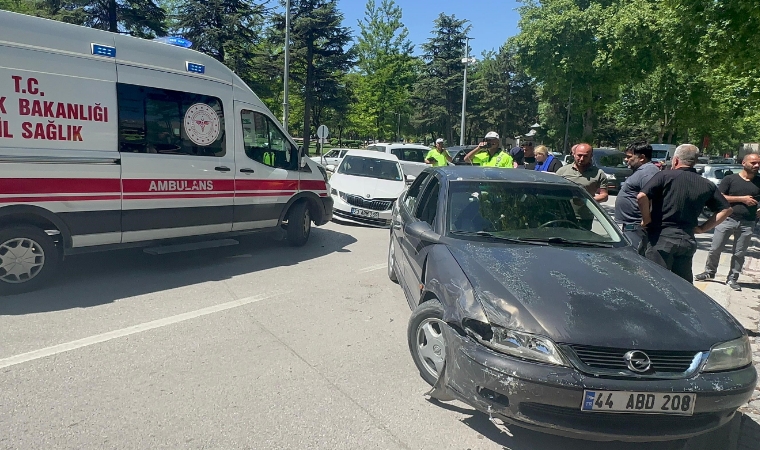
left=626, top=140, right=653, bottom=160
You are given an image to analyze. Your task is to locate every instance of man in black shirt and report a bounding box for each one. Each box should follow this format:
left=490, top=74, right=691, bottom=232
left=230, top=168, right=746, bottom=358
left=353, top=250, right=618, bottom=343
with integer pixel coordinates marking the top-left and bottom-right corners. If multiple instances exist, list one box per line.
left=637, top=144, right=732, bottom=282
left=695, top=153, right=760, bottom=290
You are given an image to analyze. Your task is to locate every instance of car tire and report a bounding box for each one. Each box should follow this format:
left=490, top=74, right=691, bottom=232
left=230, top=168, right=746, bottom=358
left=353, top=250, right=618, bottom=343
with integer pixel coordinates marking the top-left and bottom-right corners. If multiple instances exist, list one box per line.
left=287, top=201, right=311, bottom=247
left=387, top=238, right=398, bottom=283
left=408, top=299, right=446, bottom=387
left=0, top=225, right=60, bottom=296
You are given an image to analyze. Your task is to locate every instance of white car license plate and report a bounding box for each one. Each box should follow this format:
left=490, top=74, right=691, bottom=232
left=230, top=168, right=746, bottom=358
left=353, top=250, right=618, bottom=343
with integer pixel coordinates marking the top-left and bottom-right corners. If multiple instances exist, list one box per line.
left=350, top=207, right=379, bottom=219
left=581, top=390, right=696, bottom=415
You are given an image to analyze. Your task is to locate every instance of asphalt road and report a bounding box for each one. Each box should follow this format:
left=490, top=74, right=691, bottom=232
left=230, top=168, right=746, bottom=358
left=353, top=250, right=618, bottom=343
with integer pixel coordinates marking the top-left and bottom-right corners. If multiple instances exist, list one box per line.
left=0, top=206, right=747, bottom=449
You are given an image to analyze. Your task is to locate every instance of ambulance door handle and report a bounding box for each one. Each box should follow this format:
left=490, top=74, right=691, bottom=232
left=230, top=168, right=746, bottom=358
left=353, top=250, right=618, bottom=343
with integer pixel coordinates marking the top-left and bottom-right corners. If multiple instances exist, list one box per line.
left=214, top=166, right=231, bottom=172
left=239, top=168, right=255, bottom=174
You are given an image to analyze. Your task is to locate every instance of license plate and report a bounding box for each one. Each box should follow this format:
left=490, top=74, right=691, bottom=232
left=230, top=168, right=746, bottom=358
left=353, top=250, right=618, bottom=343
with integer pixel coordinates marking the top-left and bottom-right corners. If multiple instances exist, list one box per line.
left=581, top=390, right=696, bottom=415
left=350, top=207, right=379, bottom=218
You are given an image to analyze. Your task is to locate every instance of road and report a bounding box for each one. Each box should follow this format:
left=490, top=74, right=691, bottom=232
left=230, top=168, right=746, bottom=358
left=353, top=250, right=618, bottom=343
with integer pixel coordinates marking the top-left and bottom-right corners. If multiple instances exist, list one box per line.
left=0, top=201, right=752, bottom=449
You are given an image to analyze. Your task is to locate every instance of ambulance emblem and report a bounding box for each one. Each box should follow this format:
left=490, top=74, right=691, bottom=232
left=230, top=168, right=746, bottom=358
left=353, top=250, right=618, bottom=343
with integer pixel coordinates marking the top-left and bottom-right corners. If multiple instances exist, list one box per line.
left=184, top=103, right=221, bottom=146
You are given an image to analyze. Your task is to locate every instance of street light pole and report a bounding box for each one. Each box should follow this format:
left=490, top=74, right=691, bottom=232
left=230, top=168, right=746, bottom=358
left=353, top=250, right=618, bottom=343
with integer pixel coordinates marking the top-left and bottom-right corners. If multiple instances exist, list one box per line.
left=459, top=37, right=473, bottom=146
left=396, top=113, right=401, bottom=142
left=282, top=0, right=290, bottom=132
left=562, top=83, right=573, bottom=154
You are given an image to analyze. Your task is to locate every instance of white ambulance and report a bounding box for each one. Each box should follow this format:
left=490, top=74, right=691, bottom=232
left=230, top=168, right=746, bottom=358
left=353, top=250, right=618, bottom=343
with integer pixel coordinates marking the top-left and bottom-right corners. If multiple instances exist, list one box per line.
left=0, top=11, right=333, bottom=294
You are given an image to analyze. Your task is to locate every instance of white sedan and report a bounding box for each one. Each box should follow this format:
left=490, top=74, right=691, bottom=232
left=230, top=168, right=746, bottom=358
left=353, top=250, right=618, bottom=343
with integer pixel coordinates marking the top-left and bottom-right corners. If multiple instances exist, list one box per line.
left=310, top=148, right=350, bottom=167
left=328, top=150, right=407, bottom=227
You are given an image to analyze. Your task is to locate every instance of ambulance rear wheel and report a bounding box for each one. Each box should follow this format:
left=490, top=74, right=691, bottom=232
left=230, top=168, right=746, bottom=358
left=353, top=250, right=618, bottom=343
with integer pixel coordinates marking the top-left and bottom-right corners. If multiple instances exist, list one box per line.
left=0, top=226, right=59, bottom=295
left=287, top=201, right=311, bottom=247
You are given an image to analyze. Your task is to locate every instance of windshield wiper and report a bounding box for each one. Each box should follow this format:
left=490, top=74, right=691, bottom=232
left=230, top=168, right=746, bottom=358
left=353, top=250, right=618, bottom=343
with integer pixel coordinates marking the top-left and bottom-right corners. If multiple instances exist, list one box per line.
left=518, top=237, right=613, bottom=247
left=449, top=231, right=548, bottom=245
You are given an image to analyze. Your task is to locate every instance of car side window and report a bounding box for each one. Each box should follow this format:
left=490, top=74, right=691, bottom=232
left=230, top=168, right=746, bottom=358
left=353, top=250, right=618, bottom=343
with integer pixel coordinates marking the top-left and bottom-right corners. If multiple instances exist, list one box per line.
left=391, top=148, right=404, bottom=160
left=415, top=177, right=440, bottom=226
left=241, top=110, right=297, bottom=170
left=403, top=172, right=430, bottom=212
left=325, top=150, right=338, bottom=158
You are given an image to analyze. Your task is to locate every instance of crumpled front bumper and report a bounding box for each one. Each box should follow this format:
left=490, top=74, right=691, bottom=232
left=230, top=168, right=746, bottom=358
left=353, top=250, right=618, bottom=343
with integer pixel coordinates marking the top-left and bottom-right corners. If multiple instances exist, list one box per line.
left=432, top=324, right=756, bottom=442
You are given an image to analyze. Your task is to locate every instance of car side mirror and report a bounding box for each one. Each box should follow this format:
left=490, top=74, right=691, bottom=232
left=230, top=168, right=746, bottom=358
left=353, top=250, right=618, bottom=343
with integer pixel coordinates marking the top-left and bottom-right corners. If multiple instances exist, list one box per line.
left=405, top=174, right=416, bottom=185
left=405, top=220, right=441, bottom=244
left=325, top=164, right=336, bottom=172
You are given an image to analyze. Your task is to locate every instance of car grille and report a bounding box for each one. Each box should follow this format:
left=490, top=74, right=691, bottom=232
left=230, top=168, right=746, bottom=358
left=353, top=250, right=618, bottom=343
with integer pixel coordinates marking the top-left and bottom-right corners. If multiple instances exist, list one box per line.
left=333, top=209, right=391, bottom=227
left=518, top=403, right=727, bottom=437
left=566, top=344, right=701, bottom=376
left=342, top=194, right=394, bottom=211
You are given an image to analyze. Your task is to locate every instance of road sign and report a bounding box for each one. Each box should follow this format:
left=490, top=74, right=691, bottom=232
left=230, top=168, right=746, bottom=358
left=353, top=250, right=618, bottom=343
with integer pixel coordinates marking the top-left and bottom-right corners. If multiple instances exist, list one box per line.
left=317, top=125, right=329, bottom=139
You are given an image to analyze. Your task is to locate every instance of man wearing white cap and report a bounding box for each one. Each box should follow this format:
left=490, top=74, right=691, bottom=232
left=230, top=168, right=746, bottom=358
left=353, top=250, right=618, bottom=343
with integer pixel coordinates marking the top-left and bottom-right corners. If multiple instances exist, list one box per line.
left=425, top=138, right=452, bottom=166
left=464, top=131, right=513, bottom=168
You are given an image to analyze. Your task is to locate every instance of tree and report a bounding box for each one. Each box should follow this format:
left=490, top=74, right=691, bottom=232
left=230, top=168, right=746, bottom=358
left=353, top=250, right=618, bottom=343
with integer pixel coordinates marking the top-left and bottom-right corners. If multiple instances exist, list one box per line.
left=352, top=0, right=417, bottom=141
left=411, top=13, right=470, bottom=144
left=38, top=0, right=167, bottom=37
left=175, top=0, right=265, bottom=69
left=272, top=0, right=355, bottom=154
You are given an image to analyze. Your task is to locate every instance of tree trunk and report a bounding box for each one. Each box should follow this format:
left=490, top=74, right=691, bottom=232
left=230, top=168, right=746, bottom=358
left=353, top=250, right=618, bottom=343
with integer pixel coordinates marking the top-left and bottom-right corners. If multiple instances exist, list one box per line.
left=108, top=0, right=118, bottom=33
left=582, top=107, right=594, bottom=141
left=302, top=41, right=314, bottom=156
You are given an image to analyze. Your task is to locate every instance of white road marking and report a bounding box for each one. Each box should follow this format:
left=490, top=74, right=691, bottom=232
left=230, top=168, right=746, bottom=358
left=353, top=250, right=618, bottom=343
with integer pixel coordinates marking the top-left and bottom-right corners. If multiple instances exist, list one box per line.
left=357, top=263, right=385, bottom=273
left=0, top=292, right=285, bottom=370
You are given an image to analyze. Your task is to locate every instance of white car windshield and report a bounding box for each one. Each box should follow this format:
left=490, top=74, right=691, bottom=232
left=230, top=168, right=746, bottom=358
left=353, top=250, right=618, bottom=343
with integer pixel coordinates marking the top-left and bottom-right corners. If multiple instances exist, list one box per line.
left=447, top=181, right=623, bottom=244
left=337, top=155, right=402, bottom=181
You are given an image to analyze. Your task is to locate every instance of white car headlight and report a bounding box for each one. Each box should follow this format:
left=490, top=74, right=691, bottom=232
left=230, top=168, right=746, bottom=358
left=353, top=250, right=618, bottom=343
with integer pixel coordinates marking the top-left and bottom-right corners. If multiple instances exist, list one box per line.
left=467, top=323, right=567, bottom=366
left=703, top=336, right=753, bottom=372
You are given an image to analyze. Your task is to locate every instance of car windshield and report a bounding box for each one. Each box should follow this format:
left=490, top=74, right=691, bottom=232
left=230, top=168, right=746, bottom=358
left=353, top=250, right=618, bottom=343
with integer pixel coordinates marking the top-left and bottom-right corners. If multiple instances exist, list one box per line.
left=337, top=155, right=402, bottom=181
left=447, top=181, right=623, bottom=244
left=596, top=153, right=626, bottom=168
left=652, top=150, right=669, bottom=160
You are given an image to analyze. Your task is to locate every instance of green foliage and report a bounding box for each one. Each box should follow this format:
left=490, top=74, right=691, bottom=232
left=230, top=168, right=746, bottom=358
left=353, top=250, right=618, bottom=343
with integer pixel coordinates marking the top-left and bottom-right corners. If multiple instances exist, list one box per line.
left=38, top=0, right=166, bottom=37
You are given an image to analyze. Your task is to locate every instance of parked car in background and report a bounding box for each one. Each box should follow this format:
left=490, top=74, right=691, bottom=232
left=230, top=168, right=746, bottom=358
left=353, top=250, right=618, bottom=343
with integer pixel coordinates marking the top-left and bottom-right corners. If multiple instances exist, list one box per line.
left=701, top=164, right=744, bottom=185
left=311, top=148, right=350, bottom=167
left=366, top=143, right=431, bottom=177
left=446, top=145, right=478, bottom=165
left=592, top=148, right=633, bottom=194
left=651, top=144, right=677, bottom=163
left=328, top=151, right=406, bottom=227
left=388, top=166, right=756, bottom=442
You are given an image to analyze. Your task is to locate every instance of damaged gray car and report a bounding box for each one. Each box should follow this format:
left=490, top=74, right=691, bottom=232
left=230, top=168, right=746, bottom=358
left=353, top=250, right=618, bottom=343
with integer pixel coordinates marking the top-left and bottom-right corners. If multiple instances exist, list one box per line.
left=387, top=167, right=756, bottom=442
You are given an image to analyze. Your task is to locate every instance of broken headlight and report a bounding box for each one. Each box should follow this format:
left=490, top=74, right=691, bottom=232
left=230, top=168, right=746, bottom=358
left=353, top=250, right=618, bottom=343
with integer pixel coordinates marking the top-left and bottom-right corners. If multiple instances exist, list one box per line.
left=465, top=322, right=567, bottom=366
left=703, top=336, right=753, bottom=372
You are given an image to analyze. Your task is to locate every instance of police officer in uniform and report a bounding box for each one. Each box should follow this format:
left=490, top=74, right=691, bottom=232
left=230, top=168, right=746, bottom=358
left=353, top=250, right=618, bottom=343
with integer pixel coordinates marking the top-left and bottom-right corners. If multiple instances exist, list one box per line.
left=464, top=132, right=513, bottom=168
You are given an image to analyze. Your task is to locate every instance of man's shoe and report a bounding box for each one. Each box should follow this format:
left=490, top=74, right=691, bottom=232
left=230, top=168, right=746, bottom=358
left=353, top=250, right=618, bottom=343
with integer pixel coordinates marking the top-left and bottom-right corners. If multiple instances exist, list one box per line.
left=694, top=272, right=715, bottom=281
left=727, top=279, right=742, bottom=291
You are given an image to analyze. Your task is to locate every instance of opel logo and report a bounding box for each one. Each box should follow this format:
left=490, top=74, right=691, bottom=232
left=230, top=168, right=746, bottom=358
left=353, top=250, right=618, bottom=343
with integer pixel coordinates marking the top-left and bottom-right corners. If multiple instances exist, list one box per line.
left=624, top=350, right=652, bottom=373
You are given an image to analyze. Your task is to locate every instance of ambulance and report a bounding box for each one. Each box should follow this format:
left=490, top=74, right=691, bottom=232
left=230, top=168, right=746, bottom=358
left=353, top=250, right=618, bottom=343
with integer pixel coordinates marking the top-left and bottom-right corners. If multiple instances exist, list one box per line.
left=0, top=11, right=333, bottom=294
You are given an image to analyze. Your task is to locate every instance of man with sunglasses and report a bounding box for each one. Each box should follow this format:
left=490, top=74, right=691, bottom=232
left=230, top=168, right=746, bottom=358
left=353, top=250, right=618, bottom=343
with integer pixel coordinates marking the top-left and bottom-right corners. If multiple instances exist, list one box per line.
left=464, top=131, right=513, bottom=168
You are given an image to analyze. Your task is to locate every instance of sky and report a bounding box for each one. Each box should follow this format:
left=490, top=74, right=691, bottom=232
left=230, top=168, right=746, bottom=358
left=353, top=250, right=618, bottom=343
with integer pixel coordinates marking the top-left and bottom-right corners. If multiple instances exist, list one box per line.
left=336, top=0, right=523, bottom=57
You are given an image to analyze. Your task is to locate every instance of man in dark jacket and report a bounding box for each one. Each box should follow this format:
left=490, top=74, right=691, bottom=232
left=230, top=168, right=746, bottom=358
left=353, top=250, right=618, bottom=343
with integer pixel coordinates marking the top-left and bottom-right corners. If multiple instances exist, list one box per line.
left=637, top=144, right=732, bottom=282
left=615, top=141, right=660, bottom=254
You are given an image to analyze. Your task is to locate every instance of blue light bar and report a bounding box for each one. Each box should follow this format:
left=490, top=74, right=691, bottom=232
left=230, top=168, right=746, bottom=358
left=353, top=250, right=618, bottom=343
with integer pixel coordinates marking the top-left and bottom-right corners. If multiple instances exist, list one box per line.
left=153, top=36, right=193, bottom=48
left=91, top=43, right=116, bottom=58
left=186, top=62, right=205, bottom=74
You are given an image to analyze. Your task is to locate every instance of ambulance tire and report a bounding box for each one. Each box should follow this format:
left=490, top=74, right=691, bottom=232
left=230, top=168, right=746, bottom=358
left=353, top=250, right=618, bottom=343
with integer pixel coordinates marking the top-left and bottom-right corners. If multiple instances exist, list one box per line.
left=287, top=201, right=311, bottom=247
left=0, top=226, right=60, bottom=296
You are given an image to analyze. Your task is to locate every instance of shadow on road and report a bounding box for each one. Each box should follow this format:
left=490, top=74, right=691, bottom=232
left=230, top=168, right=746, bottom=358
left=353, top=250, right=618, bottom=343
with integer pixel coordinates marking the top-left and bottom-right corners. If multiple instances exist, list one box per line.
left=0, top=227, right=357, bottom=315
left=429, top=399, right=759, bottom=450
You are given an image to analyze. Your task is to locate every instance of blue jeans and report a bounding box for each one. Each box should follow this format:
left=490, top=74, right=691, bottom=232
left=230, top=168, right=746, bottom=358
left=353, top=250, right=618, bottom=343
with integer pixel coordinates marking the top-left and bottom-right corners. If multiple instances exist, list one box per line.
left=704, top=217, right=755, bottom=281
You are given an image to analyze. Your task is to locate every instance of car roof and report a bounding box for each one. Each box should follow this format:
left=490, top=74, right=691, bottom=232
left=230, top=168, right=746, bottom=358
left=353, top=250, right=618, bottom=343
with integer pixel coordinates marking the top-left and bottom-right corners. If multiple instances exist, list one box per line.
left=344, top=149, right=399, bottom=161
left=593, top=148, right=623, bottom=154
left=425, top=166, right=578, bottom=186
left=372, top=143, right=430, bottom=150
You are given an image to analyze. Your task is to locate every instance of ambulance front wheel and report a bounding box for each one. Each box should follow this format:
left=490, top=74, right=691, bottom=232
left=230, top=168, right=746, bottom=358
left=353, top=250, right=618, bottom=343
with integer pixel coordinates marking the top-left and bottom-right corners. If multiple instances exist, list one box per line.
left=0, top=225, right=60, bottom=295
left=287, top=201, right=311, bottom=247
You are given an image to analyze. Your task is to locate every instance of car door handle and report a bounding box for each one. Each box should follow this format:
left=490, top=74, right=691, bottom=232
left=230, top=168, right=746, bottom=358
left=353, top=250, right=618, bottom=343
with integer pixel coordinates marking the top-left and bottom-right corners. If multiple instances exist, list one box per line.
left=239, top=168, right=255, bottom=174
left=215, top=166, right=231, bottom=172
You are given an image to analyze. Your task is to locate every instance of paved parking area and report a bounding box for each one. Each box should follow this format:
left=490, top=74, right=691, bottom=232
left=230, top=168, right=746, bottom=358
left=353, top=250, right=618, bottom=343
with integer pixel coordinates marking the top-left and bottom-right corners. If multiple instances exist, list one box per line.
left=1, top=218, right=758, bottom=449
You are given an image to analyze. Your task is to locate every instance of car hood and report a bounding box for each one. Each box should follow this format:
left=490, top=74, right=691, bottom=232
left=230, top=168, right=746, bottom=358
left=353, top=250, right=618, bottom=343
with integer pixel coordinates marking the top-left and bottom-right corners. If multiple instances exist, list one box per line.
left=447, top=241, right=743, bottom=351
left=329, top=173, right=405, bottom=199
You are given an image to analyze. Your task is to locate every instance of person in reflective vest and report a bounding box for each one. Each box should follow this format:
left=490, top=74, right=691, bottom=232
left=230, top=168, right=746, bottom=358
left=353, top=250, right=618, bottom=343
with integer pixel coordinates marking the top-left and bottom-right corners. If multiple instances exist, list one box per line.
left=263, top=150, right=275, bottom=166
left=464, top=131, right=513, bottom=168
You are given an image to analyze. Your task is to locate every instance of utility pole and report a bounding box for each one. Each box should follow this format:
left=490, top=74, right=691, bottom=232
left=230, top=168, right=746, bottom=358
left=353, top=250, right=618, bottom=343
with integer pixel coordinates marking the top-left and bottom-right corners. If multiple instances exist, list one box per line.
left=563, top=83, right=573, bottom=154
left=396, top=113, right=401, bottom=142
left=282, top=0, right=290, bottom=132
left=459, top=37, right=473, bottom=146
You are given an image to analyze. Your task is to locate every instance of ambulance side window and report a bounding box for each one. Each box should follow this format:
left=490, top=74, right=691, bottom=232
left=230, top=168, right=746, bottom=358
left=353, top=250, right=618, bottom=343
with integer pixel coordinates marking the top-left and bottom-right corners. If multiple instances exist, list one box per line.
left=240, top=110, right=297, bottom=170
left=117, top=83, right=226, bottom=157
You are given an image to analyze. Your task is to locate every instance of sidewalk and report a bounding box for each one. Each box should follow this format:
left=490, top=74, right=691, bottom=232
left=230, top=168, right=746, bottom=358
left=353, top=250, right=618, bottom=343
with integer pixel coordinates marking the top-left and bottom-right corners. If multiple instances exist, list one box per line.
left=692, top=234, right=760, bottom=424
